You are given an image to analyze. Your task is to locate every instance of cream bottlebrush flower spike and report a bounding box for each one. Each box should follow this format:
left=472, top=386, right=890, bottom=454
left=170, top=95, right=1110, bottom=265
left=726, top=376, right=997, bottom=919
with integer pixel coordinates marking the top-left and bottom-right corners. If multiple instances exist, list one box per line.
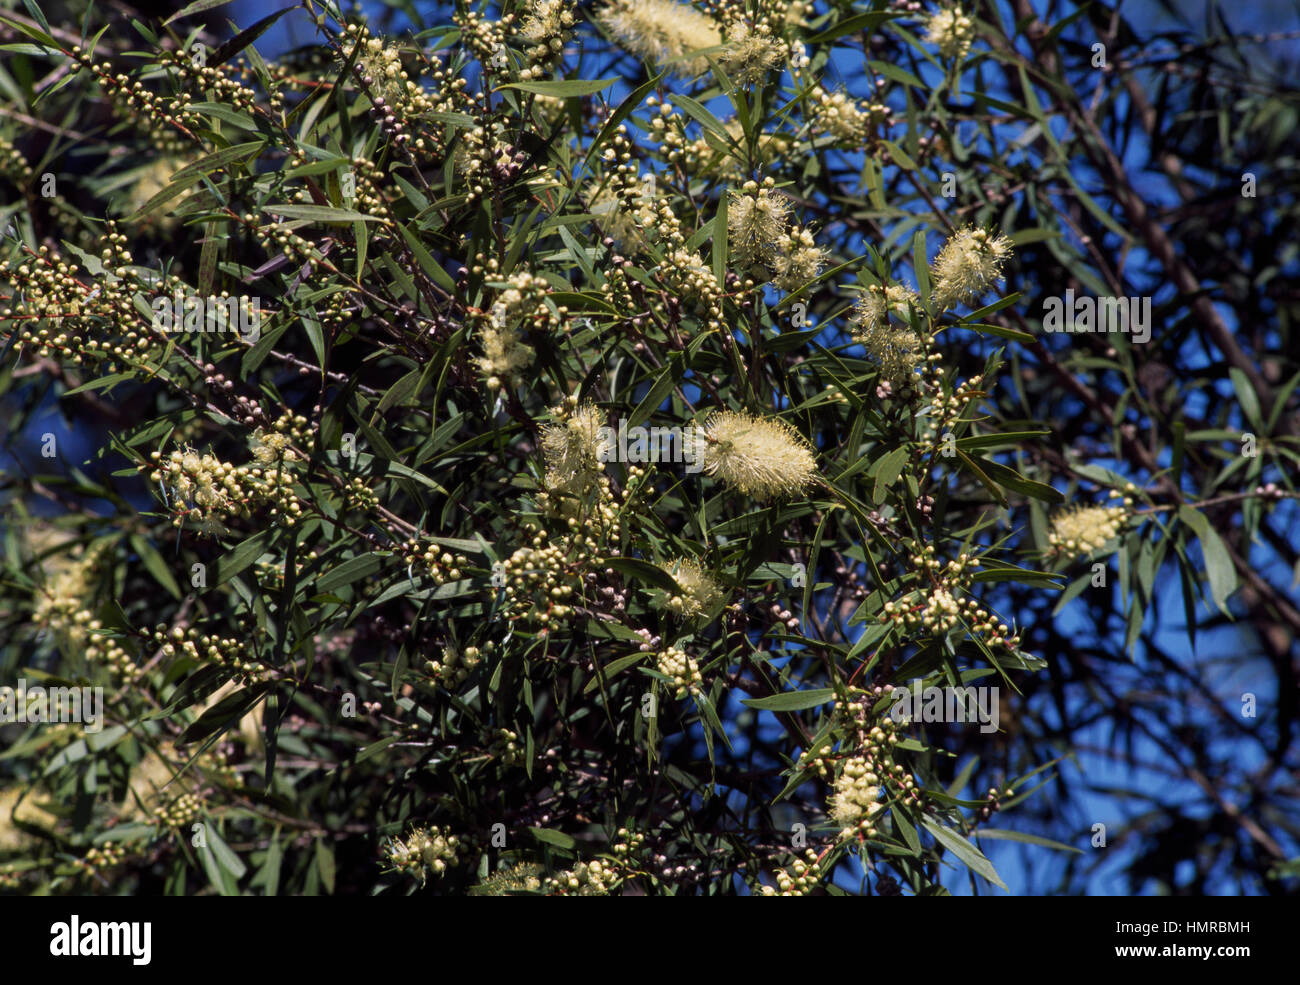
left=717, top=20, right=785, bottom=84
left=656, top=557, right=724, bottom=620
left=727, top=183, right=792, bottom=270
left=597, top=0, right=723, bottom=78
left=931, top=225, right=1013, bottom=311
left=852, top=284, right=925, bottom=384
left=771, top=226, right=828, bottom=292
left=702, top=410, right=818, bottom=500
left=539, top=400, right=606, bottom=494
left=923, top=5, right=976, bottom=61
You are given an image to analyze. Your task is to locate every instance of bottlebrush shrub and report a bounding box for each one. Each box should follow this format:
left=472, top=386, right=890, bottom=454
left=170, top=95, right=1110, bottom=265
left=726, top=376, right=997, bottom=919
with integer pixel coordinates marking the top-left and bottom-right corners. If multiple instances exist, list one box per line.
left=0, top=0, right=1263, bottom=897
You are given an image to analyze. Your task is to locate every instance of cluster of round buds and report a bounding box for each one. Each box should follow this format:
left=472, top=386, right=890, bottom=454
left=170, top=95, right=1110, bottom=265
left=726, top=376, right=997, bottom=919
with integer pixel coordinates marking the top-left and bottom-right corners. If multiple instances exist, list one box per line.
left=883, top=553, right=1019, bottom=647
left=821, top=384, right=850, bottom=406
left=341, top=477, right=379, bottom=513
left=661, top=244, right=723, bottom=312
left=399, top=541, right=467, bottom=585
left=543, top=858, right=618, bottom=896
left=656, top=646, right=703, bottom=699
left=1048, top=493, right=1132, bottom=559
left=452, top=6, right=514, bottom=72
left=254, top=551, right=318, bottom=590
left=505, top=472, right=629, bottom=627
left=454, top=127, right=531, bottom=205
left=163, top=47, right=260, bottom=114
left=66, top=47, right=194, bottom=154
left=671, top=113, right=793, bottom=179
left=813, top=687, right=907, bottom=789
left=147, top=446, right=301, bottom=528
left=0, top=869, right=22, bottom=890
left=0, top=139, right=79, bottom=233
left=758, top=849, right=825, bottom=895
left=888, top=762, right=923, bottom=807
left=501, top=541, right=579, bottom=624
left=489, top=728, right=524, bottom=766
left=767, top=601, right=802, bottom=633
left=85, top=632, right=136, bottom=679
left=977, top=786, right=1016, bottom=823
left=73, top=842, right=128, bottom=874
left=0, top=137, right=32, bottom=188
left=250, top=216, right=322, bottom=268
left=610, top=827, right=646, bottom=861
left=1, top=233, right=164, bottom=369
left=809, top=86, right=890, bottom=143
left=152, top=625, right=269, bottom=683
left=386, top=825, right=460, bottom=883
left=152, top=792, right=201, bottom=829
left=425, top=644, right=487, bottom=688
left=921, top=372, right=984, bottom=445
left=300, top=157, right=397, bottom=229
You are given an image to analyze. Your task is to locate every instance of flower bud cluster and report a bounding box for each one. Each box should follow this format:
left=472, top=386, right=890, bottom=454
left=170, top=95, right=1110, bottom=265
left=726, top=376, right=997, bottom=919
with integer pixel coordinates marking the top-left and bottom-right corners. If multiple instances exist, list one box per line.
left=152, top=792, right=201, bottom=829
left=809, top=86, right=891, bottom=143
left=163, top=47, right=260, bottom=115
left=882, top=548, right=1020, bottom=648
left=656, top=645, right=703, bottom=698
left=1048, top=493, right=1132, bottom=559
left=683, top=117, right=792, bottom=178
left=1, top=231, right=166, bottom=370
left=919, top=371, right=984, bottom=448
left=72, top=842, right=128, bottom=876
left=474, top=267, right=556, bottom=391
left=148, top=445, right=301, bottom=529
left=151, top=625, right=270, bottom=683
left=67, top=46, right=196, bottom=154
left=399, top=541, right=468, bottom=586
left=543, top=858, right=617, bottom=895
left=489, top=728, right=524, bottom=766
left=758, top=849, right=825, bottom=895
left=425, top=644, right=489, bottom=688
